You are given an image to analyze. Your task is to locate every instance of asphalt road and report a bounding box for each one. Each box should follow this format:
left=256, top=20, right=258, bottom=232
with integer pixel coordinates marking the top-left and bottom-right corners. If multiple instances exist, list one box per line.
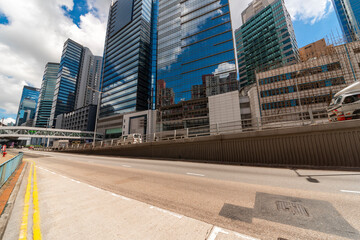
left=6, top=149, right=360, bottom=240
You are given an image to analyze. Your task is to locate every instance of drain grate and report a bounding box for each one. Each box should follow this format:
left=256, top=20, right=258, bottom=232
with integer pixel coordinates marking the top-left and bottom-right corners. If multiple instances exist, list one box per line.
left=276, top=201, right=310, bottom=217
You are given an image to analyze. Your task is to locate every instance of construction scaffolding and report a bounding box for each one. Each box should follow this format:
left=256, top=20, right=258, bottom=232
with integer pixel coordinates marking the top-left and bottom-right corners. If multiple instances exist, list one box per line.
left=256, top=35, right=360, bottom=121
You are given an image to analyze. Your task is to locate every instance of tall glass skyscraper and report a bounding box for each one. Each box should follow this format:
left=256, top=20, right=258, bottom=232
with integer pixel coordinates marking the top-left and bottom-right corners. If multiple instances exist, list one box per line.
left=332, top=0, right=360, bottom=43
left=16, top=86, right=40, bottom=126
left=100, top=0, right=155, bottom=119
left=235, top=0, right=299, bottom=87
left=50, top=39, right=84, bottom=126
left=155, top=0, right=237, bottom=130
left=34, top=62, right=60, bottom=127
left=157, top=0, right=237, bottom=106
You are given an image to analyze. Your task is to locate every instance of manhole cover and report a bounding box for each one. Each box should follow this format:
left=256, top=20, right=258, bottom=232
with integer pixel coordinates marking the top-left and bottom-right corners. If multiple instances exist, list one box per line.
left=276, top=201, right=310, bottom=217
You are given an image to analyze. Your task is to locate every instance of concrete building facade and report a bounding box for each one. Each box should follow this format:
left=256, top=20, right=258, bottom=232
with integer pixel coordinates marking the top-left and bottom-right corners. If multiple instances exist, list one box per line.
left=299, top=39, right=334, bottom=62
left=75, top=48, right=102, bottom=109
left=55, top=105, right=97, bottom=132
left=256, top=41, right=360, bottom=117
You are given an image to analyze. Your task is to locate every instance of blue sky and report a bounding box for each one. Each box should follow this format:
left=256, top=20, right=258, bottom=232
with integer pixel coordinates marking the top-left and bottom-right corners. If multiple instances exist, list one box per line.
left=61, top=0, right=90, bottom=27
left=0, top=0, right=346, bottom=124
left=0, top=11, right=9, bottom=25
left=293, top=10, right=342, bottom=48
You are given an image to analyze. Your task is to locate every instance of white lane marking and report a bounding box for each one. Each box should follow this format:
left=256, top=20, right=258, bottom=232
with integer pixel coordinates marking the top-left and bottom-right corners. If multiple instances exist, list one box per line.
left=341, top=190, right=360, bottom=194
left=234, top=232, right=260, bottom=240
left=111, top=193, right=131, bottom=201
left=207, top=226, right=229, bottom=240
left=88, top=185, right=100, bottom=190
left=149, top=206, right=183, bottom=219
left=71, top=179, right=80, bottom=183
left=186, top=172, right=205, bottom=177
left=207, top=226, right=259, bottom=240
left=122, top=165, right=132, bottom=168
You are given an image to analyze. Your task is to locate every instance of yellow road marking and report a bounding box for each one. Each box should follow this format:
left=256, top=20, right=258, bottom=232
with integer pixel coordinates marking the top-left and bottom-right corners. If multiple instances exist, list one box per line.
left=19, top=163, right=32, bottom=240
left=32, top=163, right=42, bottom=240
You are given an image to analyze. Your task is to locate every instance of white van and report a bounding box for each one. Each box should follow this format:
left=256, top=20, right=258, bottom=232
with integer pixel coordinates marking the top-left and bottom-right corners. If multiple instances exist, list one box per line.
left=120, top=133, right=142, bottom=145
left=328, top=82, right=360, bottom=122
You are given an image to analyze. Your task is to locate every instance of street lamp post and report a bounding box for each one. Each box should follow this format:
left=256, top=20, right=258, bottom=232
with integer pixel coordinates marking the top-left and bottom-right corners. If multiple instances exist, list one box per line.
left=87, top=86, right=102, bottom=148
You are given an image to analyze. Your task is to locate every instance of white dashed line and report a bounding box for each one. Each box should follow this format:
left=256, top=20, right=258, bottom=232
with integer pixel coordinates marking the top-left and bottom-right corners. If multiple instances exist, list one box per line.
left=122, top=165, right=132, bottom=168
left=149, top=206, right=183, bottom=219
left=341, top=190, right=360, bottom=194
left=186, top=172, right=205, bottom=177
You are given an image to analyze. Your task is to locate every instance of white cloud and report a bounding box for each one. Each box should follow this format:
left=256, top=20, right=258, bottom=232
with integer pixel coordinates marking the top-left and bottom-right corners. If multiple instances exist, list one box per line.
left=230, top=0, right=334, bottom=29
left=0, top=0, right=110, bottom=116
left=2, top=117, right=15, bottom=125
left=213, top=62, right=236, bottom=78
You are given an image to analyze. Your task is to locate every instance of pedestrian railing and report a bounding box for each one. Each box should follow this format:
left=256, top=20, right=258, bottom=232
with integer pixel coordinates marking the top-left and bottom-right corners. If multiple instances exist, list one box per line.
left=0, top=153, right=23, bottom=188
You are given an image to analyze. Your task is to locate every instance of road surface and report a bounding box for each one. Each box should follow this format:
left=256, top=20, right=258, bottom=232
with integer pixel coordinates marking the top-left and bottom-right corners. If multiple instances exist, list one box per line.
left=3, top=149, right=360, bottom=240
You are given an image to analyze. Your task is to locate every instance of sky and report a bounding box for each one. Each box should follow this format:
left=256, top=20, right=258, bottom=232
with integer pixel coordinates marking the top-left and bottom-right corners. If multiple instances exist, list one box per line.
left=0, top=0, right=342, bottom=124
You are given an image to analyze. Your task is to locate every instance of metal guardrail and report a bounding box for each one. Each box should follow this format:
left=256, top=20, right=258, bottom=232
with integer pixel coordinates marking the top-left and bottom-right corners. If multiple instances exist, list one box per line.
left=0, top=153, right=23, bottom=188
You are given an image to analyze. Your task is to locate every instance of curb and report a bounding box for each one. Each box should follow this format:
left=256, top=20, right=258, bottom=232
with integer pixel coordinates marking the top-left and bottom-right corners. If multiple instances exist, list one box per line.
left=0, top=162, right=28, bottom=240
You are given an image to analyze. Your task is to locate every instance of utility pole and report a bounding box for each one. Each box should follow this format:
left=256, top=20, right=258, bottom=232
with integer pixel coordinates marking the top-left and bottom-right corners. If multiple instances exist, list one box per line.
left=87, top=86, right=102, bottom=148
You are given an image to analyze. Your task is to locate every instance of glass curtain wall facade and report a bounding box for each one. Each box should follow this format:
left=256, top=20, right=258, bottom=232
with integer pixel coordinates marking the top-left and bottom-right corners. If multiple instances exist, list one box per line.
left=50, top=39, right=84, bottom=126
left=157, top=0, right=237, bottom=129
left=150, top=0, right=159, bottom=110
left=235, top=0, right=299, bottom=87
left=100, top=0, right=154, bottom=118
left=34, top=62, right=60, bottom=127
left=332, top=0, right=360, bottom=43
left=16, top=86, right=40, bottom=126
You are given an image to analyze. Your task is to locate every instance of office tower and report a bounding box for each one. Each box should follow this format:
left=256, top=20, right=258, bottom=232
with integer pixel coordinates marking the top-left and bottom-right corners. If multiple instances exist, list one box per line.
left=235, top=0, right=299, bottom=87
left=97, top=0, right=157, bottom=137
left=34, top=63, right=60, bottom=128
left=332, top=0, right=360, bottom=43
left=100, top=0, right=155, bottom=117
left=50, top=39, right=102, bottom=128
left=50, top=39, right=84, bottom=126
left=16, top=86, right=40, bottom=126
left=75, top=48, right=102, bottom=109
left=156, top=0, right=237, bottom=130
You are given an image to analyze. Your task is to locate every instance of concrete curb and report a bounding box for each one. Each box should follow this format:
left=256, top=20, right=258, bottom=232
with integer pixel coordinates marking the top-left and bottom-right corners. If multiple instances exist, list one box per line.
left=0, top=162, right=28, bottom=240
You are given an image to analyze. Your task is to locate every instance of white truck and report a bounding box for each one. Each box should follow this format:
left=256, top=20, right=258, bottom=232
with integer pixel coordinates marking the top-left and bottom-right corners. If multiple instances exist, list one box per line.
left=117, top=133, right=142, bottom=145
left=327, top=81, right=360, bottom=122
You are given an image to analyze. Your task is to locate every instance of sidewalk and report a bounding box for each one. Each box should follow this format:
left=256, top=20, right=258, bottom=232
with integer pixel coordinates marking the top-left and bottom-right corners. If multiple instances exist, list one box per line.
left=0, top=153, right=16, bottom=164
left=3, top=163, right=258, bottom=240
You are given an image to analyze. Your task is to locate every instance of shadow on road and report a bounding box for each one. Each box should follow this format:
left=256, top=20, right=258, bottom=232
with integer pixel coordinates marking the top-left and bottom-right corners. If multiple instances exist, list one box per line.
left=291, top=169, right=360, bottom=183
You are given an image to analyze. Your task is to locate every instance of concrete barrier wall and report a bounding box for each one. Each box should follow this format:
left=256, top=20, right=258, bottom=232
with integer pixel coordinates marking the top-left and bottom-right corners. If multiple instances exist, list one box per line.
left=64, top=120, right=360, bottom=168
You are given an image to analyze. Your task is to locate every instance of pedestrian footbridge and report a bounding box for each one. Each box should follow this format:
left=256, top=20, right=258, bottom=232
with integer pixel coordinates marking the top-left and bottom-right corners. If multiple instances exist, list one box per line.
left=0, top=127, right=102, bottom=140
